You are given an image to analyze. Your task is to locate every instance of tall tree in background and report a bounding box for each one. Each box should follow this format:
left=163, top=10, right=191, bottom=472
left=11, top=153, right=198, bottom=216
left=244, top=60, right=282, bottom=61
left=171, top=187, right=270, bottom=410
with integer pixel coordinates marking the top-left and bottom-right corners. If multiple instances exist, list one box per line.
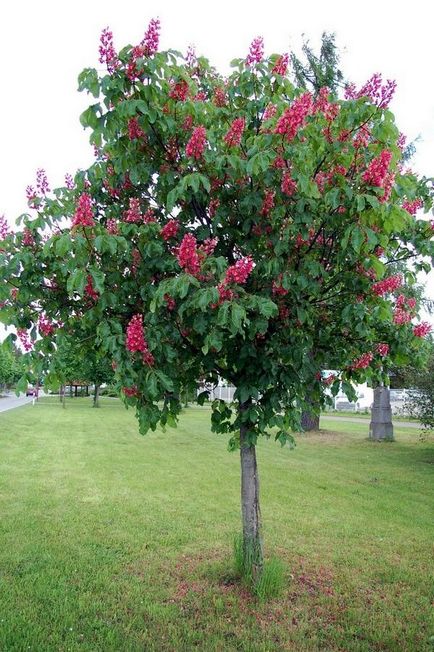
left=1, top=23, right=433, bottom=582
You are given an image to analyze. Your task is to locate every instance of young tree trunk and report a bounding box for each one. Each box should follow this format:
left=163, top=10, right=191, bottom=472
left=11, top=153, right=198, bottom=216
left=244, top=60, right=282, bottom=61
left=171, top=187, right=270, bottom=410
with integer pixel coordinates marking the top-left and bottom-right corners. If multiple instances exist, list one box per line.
left=239, top=404, right=263, bottom=582
left=93, top=384, right=100, bottom=408
left=61, top=385, right=66, bottom=409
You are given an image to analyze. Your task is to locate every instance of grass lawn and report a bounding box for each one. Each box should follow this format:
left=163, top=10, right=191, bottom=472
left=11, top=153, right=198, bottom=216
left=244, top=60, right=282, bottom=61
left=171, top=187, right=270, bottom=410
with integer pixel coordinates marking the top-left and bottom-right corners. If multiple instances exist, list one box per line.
left=0, top=398, right=433, bottom=651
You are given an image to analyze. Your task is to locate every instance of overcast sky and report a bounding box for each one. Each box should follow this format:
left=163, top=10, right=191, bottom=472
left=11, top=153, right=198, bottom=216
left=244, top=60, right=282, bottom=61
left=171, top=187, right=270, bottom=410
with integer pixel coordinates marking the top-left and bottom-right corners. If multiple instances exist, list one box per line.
left=1, top=0, right=433, bottom=305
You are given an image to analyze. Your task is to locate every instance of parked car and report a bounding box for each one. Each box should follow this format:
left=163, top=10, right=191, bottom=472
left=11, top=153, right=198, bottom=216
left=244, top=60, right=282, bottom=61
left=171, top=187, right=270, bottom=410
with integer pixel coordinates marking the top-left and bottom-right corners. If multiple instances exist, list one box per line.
left=26, top=386, right=37, bottom=397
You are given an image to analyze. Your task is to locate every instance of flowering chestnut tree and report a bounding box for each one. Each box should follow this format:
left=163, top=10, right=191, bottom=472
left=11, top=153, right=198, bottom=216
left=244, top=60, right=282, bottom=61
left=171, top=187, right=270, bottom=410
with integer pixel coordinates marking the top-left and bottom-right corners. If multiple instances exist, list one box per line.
left=1, top=22, right=434, bottom=578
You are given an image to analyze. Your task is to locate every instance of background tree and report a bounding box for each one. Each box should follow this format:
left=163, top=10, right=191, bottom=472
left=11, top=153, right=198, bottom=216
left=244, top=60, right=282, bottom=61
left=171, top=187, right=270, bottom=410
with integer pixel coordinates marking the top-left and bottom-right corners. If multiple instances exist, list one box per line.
left=1, top=23, right=433, bottom=583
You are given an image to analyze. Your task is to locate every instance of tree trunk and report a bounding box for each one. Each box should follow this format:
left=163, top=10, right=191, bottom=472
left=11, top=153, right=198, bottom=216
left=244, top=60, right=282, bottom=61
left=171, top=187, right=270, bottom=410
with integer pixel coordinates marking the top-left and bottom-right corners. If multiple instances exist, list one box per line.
left=239, top=406, right=263, bottom=582
left=61, top=385, right=66, bottom=409
left=70, top=384, right=73, bottom=397
left=369, top=385, right=394, bottom=441
left=301, top=408, right=320, bottom=431
left=93, top=384, right=100, bottom=408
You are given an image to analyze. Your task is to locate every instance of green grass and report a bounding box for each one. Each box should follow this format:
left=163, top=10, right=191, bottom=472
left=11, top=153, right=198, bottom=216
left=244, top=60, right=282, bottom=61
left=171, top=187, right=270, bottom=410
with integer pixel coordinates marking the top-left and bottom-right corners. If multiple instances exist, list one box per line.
left=322, top=409, right=418, bottom=422
left=0, top=398, right=433, bottom=651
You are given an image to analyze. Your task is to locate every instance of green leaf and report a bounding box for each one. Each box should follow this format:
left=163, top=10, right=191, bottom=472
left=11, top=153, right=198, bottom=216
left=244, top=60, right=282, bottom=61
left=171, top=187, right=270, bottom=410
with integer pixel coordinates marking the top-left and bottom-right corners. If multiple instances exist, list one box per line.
left=67, top=269, right=86, bottom=296
left=55, top=234, right=71, bottom=257
left=231, top=303, right=246, bottom=333
left=90, top=267, right=105, bottom=294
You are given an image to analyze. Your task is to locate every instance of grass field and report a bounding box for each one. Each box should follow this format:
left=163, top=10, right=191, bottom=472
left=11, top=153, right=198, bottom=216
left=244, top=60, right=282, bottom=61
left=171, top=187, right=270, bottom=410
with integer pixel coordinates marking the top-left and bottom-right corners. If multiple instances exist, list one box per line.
left=0, top=398, right=433, bottom=651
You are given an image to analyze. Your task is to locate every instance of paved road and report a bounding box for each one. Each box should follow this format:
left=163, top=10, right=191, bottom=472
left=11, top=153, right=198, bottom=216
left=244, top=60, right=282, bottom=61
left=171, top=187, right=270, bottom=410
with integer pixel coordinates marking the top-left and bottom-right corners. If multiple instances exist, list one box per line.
left=321, top=415, right=421, bottom=429
left=0, top=393, right=37, bottom=413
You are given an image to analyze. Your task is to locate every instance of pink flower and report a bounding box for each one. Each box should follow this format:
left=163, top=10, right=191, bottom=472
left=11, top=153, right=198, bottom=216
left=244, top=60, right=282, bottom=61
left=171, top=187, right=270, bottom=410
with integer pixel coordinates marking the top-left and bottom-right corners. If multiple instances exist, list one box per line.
left=272, top=54, right=289, bottom=76
left=84, top=275, right=99, bottom=302
left=99, top=27, right=118, bottom=73
left=177, top=234, right=201, bottom=275
left=312, top=87, right=339, bottom=121
left=17, top=328, right=32, bottom=352
left=376, top=343, right=389, bottom=357
left=164, top=294, right=176, bottom=311
left=126, top=313, right=154, bottom=365
left=281, top=171, right=297, bottom=196
left=161, top=219, right=179, bottom=241
left=106, top=218, right=119, bottom=235
left=224, top=257, right=254, bottom=285
left=246, top=36, right=264, bottom=66
left=186, top=126, right=207, bottom=159
left=393, top=308, right=412, bottom=325
left=345, top=74, right=396, bottom=109
left=322, top=374, right=336, bottom=386
left=38, top=314, right=56, bottom=337
left=72, top=193, right=94, bottom=228
left=213, top=88, right=227, bottom=107
left=200, top=237, right=218, bottom=256
left=22, top=228, right=34, bottom=247
left=274, top=93, right=313, bottom=141
left=351, top=352, right=373, bottom=369
left=123, top=198, right=142, bottom=223
left=36, top=169, right=50, bottom=195
left=260, top=189, right=275, bottom=216
left=123, top=386, right=139, bottom=397
left=413, top=322, right=432, bottom=337
left=402, top=198, right=423, bottom=215
left=64, top=173, right=75, bottom=190
left=169, top=80, right=189, bottom=101
left=0, top=215, right=11, bottom=240
left=371, top=274, right=402, bottom=296
left=128, top=117, right=144, bottom=140
left=141, top=18, right=160, bottom=57
left=224, top=118, right=245, bottom=147
left=363, top=151, right=392, bottom=187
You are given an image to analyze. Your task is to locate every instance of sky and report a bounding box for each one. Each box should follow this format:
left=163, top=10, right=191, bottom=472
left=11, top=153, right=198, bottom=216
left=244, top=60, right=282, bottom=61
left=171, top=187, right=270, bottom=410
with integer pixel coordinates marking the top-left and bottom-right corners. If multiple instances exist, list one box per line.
left=0, top=0, right=433, bottom=308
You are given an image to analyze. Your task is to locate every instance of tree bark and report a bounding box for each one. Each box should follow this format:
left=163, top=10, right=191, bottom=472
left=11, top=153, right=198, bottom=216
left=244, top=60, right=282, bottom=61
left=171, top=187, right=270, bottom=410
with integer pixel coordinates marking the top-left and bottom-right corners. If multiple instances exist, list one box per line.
left=239, top=405, right=263, bottom=582
left=93, top=384, right=100, bottom=408
left=300, top=408, right=320, bottom=431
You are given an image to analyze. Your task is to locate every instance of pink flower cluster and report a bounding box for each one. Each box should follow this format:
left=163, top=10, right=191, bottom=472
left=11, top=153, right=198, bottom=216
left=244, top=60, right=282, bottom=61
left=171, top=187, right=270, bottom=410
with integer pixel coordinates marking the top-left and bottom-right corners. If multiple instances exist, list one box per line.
left=186, top=126, right=207, bottom=159
left=38, top=314, right=55, bottom=337
left=124, top=198, right=142, bottom=223
left=169, top=80, right=189, bottom=101
left=371, top=274, right=402, bottom=296
left=413, top=322, right=432, bottom=337
left=213, top=88, right=227, bottom=107
left=0, top=215, right=11, bottom=240
left=224, top=118, right=245, bottom=147
left=65, top=173, right=75, bottom=190
left=99, top=27, right=118, bottom=73
left=84, top=275, right=99, bottom=302
left=161, top=219, right=179, bottom=241
left=164, top=294, right=176, bottom=311
left=362, top=151, right=392, bottom=187
left=345, top=73, right=396, bottom=109
left=36, top=169, right=50, bottom=195
left=72, top=193, right=94, bottom=228
left=352, top=351, right=374, bottom=369
left=322, top=374, right=336, bottom=386
left=141, top=18, right=160, bottom=57
left=261, top=189, right=275, bottom=216
left=22, top=228, right=34, bottom=247
left=128, top=117, right=144, bottom=140
left=376, top=343, right=389, bottom=357
left=274, top=92, right=313, bottom=141
left=208, top=198, right=220, bottom=218
left=312, top=87, right=340, bottom=122
left=177, top=233, right=201, bottom=275
left=246, top=36, right=264, bottom=66
left=126, top=313, right=154, bottom=365
left=272, top=54, right=289, bottom=76
left=123, top=386, right=139, bottom=397
left=200, top=237, right=218, bottom=256
left=106, top=218, right=119, bottom=235
left=224, top=256, right=254, bottom=285
left=281, top=171, right=297, bottom=196
left=17, top=328, right=32, bottom=352
left=402, top=198, right=423, bottom=215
